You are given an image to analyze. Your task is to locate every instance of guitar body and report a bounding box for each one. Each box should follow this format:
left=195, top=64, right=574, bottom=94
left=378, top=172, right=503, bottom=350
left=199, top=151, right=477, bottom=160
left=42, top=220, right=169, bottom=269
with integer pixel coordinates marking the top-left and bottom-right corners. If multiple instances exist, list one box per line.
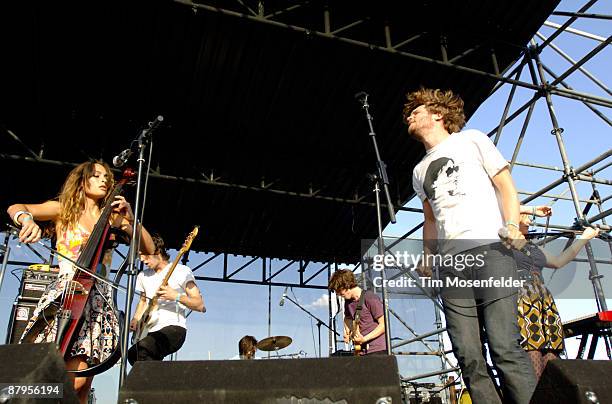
left=131, top=304, right=159, bottom=344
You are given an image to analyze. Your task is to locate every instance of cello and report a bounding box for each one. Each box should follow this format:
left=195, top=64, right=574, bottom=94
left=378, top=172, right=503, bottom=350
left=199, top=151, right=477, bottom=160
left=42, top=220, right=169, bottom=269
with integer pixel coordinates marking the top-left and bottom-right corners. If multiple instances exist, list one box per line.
left=22, top=168, right=136, bottom=377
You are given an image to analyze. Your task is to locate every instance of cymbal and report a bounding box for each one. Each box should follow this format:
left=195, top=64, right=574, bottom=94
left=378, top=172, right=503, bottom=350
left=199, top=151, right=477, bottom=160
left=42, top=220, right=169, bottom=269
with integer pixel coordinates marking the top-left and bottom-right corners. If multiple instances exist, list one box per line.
left=257, top=336, right=292, bottom=351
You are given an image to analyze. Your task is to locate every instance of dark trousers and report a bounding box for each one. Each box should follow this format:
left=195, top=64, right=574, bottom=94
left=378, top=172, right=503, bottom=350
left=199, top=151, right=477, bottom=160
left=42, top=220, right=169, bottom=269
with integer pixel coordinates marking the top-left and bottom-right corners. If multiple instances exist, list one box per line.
left=440, top=243, right=536, bottom=404
left=128, top=325, right=186, bottom=365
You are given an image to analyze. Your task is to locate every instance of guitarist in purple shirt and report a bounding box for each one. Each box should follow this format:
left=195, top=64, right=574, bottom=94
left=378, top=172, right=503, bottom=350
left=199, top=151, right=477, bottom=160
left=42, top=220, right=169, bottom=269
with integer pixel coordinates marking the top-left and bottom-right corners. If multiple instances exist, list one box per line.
left=329, top=269, right=387, bottom=355
left=128, top=234, right=205, bottom=364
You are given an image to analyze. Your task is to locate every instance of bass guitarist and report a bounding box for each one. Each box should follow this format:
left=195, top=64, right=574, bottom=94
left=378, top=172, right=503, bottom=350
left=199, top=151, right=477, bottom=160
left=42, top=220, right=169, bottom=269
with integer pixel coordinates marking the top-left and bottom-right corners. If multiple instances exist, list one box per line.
left=128, top=234, right=205, bottom=364
left=328, top=269, right=386, bottom=355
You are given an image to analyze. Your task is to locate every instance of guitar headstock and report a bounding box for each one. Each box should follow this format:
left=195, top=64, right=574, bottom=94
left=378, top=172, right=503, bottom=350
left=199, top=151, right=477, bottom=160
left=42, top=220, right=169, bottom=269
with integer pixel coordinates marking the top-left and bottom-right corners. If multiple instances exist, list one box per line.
left=179, top=226, right=199, bottom=254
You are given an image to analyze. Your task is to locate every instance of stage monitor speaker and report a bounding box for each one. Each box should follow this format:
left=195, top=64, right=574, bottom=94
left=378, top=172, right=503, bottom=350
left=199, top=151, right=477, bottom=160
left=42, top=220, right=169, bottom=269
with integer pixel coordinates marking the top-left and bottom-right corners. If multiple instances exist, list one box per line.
left=530, top=359, right=612, bottom=404
left=120, top=356, right=401, bottom=403
left=0, top=343, right=78, bottom=403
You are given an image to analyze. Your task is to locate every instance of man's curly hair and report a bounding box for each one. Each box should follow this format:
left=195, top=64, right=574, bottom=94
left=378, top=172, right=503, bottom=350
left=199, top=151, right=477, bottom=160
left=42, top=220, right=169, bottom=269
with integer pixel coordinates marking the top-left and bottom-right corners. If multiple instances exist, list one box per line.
left=402, top=88, right=466, bottom=134
left=328, top=269, right=357, bottom=292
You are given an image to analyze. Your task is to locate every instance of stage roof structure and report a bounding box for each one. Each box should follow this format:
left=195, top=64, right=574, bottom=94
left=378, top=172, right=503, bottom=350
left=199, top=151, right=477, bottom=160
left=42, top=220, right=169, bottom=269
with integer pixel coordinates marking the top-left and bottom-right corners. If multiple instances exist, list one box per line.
left=1, top=0, right=560, bottom=263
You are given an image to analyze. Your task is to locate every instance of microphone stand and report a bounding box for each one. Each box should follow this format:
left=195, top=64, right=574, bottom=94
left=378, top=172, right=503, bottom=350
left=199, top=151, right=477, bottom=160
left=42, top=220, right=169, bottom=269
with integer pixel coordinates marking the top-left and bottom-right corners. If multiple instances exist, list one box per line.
left=356, top=91, right=395, bottom=355
left=282, top=293, right=340, bottom=358
left=118, top=116, right=163, bottom=388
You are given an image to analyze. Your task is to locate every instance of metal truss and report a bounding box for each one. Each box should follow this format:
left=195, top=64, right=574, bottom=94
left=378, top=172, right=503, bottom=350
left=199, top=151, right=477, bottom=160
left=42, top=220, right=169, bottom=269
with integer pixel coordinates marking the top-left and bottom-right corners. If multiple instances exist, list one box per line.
left=0, top=232, right=341, bottom=289
left=175, top=0, right=612, bottom=109
left=188, top=252, right=339, bottom=289
left=0, top=154, right=422, bottom=216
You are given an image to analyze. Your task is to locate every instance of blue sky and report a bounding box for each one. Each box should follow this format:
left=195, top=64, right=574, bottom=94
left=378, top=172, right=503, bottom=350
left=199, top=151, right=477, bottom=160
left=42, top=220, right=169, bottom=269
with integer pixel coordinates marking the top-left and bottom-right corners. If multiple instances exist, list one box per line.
left=1, top=1, right=610, bottom=402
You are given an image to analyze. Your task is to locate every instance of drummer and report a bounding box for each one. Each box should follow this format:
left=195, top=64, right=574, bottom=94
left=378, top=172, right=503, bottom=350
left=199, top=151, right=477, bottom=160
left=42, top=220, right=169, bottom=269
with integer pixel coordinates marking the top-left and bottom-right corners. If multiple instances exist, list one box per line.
left=238, top=335, right=258, bottom=360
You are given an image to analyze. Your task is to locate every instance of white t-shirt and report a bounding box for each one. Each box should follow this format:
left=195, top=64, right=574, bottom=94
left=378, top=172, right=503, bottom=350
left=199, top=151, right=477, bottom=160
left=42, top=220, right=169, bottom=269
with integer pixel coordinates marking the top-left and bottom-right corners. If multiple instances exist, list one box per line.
left=412, top=129, right=508, bottom=254
left=136, top=263, right=196, bottom=332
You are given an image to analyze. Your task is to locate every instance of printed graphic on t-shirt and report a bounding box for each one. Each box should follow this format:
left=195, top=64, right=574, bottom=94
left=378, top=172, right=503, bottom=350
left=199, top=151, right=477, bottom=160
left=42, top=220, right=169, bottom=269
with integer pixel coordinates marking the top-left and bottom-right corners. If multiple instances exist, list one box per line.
left=423, top=157, right=465, bottom=202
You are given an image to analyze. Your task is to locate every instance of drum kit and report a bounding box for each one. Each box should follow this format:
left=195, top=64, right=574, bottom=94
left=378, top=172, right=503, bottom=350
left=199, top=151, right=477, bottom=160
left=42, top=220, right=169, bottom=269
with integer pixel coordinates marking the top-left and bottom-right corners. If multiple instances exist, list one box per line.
left=256, top=336, right=306, bottom=359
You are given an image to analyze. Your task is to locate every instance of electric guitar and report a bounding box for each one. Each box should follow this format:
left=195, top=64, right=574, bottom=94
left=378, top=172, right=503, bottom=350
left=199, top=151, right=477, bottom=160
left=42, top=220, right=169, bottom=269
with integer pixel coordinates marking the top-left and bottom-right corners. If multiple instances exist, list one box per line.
left=350, top=291, right=366, bottom=356
left=131, top=226, right=199, bottom=343
left=350, top=320, right=363, bottom=356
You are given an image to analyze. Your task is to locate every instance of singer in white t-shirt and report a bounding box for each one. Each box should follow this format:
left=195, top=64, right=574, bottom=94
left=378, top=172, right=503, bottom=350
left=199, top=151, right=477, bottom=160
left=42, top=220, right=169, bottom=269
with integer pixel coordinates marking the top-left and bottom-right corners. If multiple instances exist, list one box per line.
left=404, top=88, right=536, bottom=404
left=128, top=234, right=205, bottom=364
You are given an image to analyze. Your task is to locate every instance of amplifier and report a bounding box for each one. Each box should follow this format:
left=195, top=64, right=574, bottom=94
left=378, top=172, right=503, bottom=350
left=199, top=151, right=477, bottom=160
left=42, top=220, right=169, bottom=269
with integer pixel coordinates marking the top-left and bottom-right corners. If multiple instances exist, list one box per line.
left=5, top=268, right=59, bottom=344
left=6, top=299, right=38, bottom=344
left=19, top=268, right=59, bottom=300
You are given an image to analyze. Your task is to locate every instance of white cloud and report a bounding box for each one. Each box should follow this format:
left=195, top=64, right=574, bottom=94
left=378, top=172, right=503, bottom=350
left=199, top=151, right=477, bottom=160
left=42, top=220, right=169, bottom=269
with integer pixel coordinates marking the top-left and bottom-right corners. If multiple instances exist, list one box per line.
left=309, top=293, right=340, bottom=315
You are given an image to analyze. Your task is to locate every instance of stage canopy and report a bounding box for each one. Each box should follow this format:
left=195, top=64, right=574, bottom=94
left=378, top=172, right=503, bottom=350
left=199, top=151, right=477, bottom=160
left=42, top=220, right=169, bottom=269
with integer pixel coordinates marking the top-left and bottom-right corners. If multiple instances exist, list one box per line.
left=1, top=0, right=559, bottom=263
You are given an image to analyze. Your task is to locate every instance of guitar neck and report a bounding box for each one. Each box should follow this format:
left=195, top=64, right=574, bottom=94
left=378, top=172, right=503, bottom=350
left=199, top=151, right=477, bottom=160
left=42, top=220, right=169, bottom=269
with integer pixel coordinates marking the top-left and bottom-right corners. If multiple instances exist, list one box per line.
left=142, top=251, right=186, bottom=315
left=159, top=250, right=186, bottom=289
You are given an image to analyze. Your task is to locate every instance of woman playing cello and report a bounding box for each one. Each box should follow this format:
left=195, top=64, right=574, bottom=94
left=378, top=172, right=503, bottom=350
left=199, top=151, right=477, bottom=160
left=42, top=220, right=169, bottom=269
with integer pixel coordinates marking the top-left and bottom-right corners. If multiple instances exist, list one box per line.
left=7, top=160, right=155, bottom=403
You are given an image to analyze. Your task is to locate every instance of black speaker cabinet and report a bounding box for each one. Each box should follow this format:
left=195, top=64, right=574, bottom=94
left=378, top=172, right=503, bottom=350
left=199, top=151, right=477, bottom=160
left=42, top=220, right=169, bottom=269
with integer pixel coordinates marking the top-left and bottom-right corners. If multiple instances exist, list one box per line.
left=120, top=356, right=401, bottom=403
left=530, top=359, right=612, bottom=403
left=0, top=343, right=78, bottom=403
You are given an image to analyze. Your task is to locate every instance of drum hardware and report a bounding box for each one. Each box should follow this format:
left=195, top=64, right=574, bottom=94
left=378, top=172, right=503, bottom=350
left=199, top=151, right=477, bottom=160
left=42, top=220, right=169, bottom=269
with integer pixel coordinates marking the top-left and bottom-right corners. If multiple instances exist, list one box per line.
left=260, top=350, right=306, bottom=359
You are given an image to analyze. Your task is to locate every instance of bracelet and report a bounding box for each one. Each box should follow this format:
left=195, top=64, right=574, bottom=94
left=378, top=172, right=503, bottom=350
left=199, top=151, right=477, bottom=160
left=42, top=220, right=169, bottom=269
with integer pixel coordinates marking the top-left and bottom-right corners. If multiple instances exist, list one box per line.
left=12, top=211, right=33, bottom=226
left=175, top=292, right=183, bottom=303
left=506, top=221, right=519, bottom=229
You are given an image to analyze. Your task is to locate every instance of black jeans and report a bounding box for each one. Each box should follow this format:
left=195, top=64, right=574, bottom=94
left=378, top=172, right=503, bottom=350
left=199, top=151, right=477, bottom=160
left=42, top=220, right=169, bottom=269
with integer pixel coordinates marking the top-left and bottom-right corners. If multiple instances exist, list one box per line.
left=440, top=243, right=536, bottom=404
left=128, top=325, right=187, bottom=365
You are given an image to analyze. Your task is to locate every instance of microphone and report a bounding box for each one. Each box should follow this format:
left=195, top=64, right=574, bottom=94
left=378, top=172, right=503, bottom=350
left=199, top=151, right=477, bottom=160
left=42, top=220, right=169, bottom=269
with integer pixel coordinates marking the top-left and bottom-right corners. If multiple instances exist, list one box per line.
left=279, top=286, right=288, bottom=306
left=112, top=115, right=165, bottom=168
left=498, top=227, right=530, bottom=257
left=112, top=148, right=132, bottom=168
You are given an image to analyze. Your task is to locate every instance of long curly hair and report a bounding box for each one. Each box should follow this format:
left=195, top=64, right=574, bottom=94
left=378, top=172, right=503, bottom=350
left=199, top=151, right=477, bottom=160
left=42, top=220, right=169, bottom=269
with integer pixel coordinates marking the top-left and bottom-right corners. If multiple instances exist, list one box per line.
left=403, top=88, right=466, bottom=134
left=57, top=161, right=114, bottom=232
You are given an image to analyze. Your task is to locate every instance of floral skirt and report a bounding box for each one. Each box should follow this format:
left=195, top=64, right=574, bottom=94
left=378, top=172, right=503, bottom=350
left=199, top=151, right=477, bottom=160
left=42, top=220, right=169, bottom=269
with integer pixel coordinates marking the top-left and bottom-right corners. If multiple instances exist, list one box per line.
left=517, top=276, right=564, bottom=352
left=21, top=273, right=120, bottom=364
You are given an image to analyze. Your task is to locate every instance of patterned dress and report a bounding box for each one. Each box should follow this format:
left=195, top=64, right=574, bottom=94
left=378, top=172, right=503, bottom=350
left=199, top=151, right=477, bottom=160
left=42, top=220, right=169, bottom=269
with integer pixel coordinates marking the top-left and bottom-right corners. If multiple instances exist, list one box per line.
left=514, top=245, right=565, bottom=352
left=20, top=224, right=120, bottom=364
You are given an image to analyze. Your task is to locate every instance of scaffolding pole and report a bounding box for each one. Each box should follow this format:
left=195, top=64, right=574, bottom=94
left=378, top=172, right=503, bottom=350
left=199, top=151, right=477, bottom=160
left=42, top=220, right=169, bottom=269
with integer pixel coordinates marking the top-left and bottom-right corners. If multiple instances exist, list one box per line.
left=533, top=49, right=608, bottom=311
